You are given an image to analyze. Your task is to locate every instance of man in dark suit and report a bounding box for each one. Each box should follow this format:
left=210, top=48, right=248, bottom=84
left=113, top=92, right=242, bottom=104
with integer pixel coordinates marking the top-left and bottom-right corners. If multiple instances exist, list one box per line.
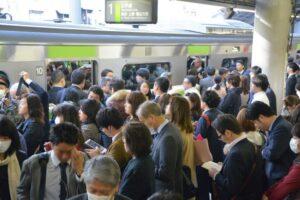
left=208, top=114, right=264, bottom=200
left=68, top=156, right=131, bottom=200
left=153, top=77, right=170, bottom=103
left=246, top=102, right=295, bottom=186
left=137, top=101, right=183, bottom=194
left=286, top=62, right=299, bottom=96
left=48, top=70, right=65, bottom=105
left=236, top=60, right=250, bottom=78
left=17, top=123, right=86, bottom=200
left=60, top=69, right=87, bottom=105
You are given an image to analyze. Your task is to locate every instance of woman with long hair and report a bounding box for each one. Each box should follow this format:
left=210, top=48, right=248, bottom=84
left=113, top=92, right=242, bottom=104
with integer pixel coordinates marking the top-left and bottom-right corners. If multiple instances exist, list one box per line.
left=125, top=91, right=147, bottom=122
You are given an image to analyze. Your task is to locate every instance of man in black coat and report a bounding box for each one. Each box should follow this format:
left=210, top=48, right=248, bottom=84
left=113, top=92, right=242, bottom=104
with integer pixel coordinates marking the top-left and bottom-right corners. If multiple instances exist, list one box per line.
left=48, top=70, right=65, bottom=105
left=286, top=62, right=299, bottom=96
left=137, top=101, right=183, bottom=195
left=208, top=114, right=264, bottom=200
left=246, top=102, right=295, bottom=186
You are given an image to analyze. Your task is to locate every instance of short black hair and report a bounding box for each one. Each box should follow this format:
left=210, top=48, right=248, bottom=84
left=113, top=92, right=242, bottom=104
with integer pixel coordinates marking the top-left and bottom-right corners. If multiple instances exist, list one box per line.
left=54, top=102, right=81, bottom=128
left=123, top=122, right=152, bottom=157
left=0, top=115, right=20, bottom=156
left=227, top=73, right=240, bottom=88
left=246, top=101, right=275, bottom=120
left=252, top=74, right=269, bottom=91
left=71, top=69, right=86, bottom=85
left=101, top=69, right=113, bottom=77
left=236, top=60, right=244, bottom=66
left=292, top=122, right=300, bottom=138
left=109, top=78, right=125, bottom=92
left=287, top=62, right=299, bottom=72
left=202, top=90, right=220, bottom=108
left=80, top=99, right=100, bottom=124
left=219, top=67, right=229, bottom=76
left=206, top=67, right=216, bottom=76
left=155, top=77, right=170, bottom=93
left=88, top=85, right=104, bottom=101
left=212, top=114, right=242, bottom=135
left=49, top=122, right=79, bottom=145
left=185, top=75, right=197, bottom=87
left=136, top=68, right=150, bottom=80
left=51, top=70, right=65, bottom=85
left=96, top=107, right=124, bottom=129
left=251, top=66, right=262, bottom=76
left=148, top=191, right=183, bottom=200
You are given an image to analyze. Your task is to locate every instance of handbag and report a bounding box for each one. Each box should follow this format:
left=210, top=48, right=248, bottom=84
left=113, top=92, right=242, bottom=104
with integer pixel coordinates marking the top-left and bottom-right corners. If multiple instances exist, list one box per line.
left=194, top=138, right=213, bottom=165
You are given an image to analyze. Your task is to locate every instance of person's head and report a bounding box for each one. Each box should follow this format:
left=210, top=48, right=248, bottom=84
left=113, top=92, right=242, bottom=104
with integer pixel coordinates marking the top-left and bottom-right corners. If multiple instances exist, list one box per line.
left=290, top=123, right=300, bottom=154
left=0, top=73, right=10, bottom=99
left=154, top=77, right=170, bottom=96
left=137, top=101, right=164, bottom=130
left=166, top=96, right=193, bottom=134
left=54, top=102, right=80, bottom=127
left=193, top=57, right=202, bottom=69
left=19, top=93, right=44, bottom=124
left=51, top=70, right=65, bottom=87
left=138, top=81, right=151, bottom=98
left=148, top=191, right=183, bottom=200
left=201, top=90, right=220, bottom=110
left=158, top=93, right=171, bottom=115
left=183, top=75, right=197, bottom=90
left=283, top=95, right=300, bottom=114
left=237, top=108, right=256, bottom=132
left=206, top=66, right=216, bottom=77
left=212, top=114, right=243, bottom=144
left=99, top=77, right=111, bottom=95
left=218, top=67, right=229, bottom=79
left=0, top=115, right=20, bottom=156
left=125, top=91, right=146, bottom=119
left=251, top=74, right=269, bottom=93
left=160, top=72, right=172, bottom=87
left=226, top=73, right=240, bottom=89
left=246, top=101, right=276, bottom=131
left=101, top=69, right=114, bottom=78
left=213, top=75, right=222, bottom=90
left=79, top=99, right=100, bottom=124
left=71, top=69, right=86, bottom=89
left=9, top=82, right=29, bottom=100
left=84, top=156, right=120, bottom=197
left=185, top=92, right=201, bottom=119
left=122, top=122, right=152, bottom=157
left=88, top=85, right=104, bottom=104
left=287, top=62, right=299, bottom=75
left=96, top=107, right=124, bottom=137
left=250, top=65, right=262, bottom=79
left=109, top=78, right=125, bottom=94
left=49, top=122, right=79, bottom=163
left=236, top=60, right=245, bottom=72
left=136, top=68, right=150, bottom=83
left=240, top=75, right=250, bottom=95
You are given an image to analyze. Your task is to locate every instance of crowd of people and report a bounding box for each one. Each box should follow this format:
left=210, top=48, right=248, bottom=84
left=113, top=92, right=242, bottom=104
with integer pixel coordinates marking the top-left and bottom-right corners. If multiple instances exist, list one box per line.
left=0, top=57, right=300, bottom=200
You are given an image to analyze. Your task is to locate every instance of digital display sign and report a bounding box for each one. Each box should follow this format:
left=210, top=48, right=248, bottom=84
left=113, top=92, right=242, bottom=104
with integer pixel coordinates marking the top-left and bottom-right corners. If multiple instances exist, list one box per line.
left=105, top=0, right=158, bottom=24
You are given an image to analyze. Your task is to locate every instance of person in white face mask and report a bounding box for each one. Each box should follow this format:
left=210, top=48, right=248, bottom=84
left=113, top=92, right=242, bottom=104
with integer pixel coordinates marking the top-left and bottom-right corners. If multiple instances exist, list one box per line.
left=263, top=122, right=300, bottom=200
left=69, top=156, right=131, bottom=200
left=0, top=115, right=27, bottom=200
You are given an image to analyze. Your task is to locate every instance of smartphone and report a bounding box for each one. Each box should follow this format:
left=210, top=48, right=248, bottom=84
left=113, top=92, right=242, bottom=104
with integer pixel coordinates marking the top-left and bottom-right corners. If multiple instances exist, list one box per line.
left=84, top=139, right=106, bottom=151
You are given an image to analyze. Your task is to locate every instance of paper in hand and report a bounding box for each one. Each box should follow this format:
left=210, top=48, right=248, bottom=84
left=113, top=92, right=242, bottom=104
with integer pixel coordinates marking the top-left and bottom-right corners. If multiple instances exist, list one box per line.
left=202, top=161, right=222, bottom=172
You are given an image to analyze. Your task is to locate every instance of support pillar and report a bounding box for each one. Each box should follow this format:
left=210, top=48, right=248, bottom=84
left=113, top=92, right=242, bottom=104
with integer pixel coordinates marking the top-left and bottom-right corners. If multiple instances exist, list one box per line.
left=69, top=0, right=82, bottom=24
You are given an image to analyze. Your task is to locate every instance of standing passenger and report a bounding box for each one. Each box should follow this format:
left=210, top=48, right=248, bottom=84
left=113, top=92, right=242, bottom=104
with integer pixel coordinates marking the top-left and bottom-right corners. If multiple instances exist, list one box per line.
left=251, top=74, right=270, bottom=106
left=48, top=70, right=65, bottom=105
left=286, top=62, right=299, bottom=96
left=153, top=77, right=170, bottom=103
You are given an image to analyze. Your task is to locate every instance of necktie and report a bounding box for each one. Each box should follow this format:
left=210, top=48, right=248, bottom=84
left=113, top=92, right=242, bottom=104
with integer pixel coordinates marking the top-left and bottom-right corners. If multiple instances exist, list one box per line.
left=59, top=163, right=68, bottom=200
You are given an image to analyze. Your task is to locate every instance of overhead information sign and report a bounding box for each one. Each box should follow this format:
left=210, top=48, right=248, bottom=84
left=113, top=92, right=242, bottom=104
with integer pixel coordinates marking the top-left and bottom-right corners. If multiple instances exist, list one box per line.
left=105, top=0, right=158, bottom=24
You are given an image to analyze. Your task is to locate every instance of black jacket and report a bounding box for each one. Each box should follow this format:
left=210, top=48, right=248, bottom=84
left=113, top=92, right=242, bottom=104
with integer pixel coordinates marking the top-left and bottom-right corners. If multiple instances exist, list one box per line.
left=17, top=118, right=44, bottom=157
left=68, top=193, right=131, bottom=200
left=218, top=87, right=241, bottom=116
left=286, top=74, right=297, bottom=96
left=262, top=116, right=295, bottom=186
left=60, top=85, right=87, bottom=105
left=48, top=86, right=64, bottom=105
left=215, top=139, right=264, bottom=200
left=266, top=87, right=277, bottom=113
left=119, top=156, right=155, bottom=200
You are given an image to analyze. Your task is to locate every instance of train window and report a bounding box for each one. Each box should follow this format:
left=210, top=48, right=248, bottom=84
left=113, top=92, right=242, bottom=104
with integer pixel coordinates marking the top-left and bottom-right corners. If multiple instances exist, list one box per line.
left=221, top=57, right=248, bottom=70
left=122, top=62, right=171, bottom=90
left=46, top=60, right=97, bottom=91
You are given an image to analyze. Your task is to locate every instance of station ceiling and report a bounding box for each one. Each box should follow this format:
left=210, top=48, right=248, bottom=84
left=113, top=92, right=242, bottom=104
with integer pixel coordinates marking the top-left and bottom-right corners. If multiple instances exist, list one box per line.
left=178, top=0, right=255, bottom=9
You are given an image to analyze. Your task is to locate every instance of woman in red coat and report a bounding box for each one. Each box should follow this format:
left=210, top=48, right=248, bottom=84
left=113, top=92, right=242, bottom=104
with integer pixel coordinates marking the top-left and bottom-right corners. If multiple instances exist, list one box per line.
left=264, top=123, right=300, bottom=200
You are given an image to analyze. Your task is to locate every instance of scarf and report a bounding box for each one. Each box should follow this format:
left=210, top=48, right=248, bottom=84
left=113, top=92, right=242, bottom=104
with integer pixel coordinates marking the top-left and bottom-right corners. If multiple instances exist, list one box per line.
left=0, top=152, right=21, bottom=200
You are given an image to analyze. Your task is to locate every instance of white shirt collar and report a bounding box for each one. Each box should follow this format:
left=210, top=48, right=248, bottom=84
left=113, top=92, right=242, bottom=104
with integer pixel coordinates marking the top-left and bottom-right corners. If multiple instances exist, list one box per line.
left=50, top=150, right=71, bottom=167
left=156, top=119, right=169, bottom=134
left=223, top=133, right=247, bottom=155
left=112, top=132, right=121, bottom=142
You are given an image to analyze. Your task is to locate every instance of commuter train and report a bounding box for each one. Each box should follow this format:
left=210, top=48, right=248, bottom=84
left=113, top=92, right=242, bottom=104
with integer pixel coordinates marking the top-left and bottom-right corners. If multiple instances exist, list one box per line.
left=0, top=20, right=299, bottom=90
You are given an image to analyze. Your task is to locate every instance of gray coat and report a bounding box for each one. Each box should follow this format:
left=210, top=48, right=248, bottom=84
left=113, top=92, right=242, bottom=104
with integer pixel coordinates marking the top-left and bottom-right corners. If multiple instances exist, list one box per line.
left=81, top=123, right=100, bottom=143
left=151, top=122, right=183, bottom=194
left=17, top=152, right=87, bottom=200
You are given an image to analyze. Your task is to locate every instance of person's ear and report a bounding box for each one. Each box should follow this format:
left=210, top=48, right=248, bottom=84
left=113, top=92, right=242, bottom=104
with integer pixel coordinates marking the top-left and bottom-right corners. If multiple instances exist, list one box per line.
left=224, top=130, right=232, bottom=138
left=258, top=114, right=264, bottom=122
